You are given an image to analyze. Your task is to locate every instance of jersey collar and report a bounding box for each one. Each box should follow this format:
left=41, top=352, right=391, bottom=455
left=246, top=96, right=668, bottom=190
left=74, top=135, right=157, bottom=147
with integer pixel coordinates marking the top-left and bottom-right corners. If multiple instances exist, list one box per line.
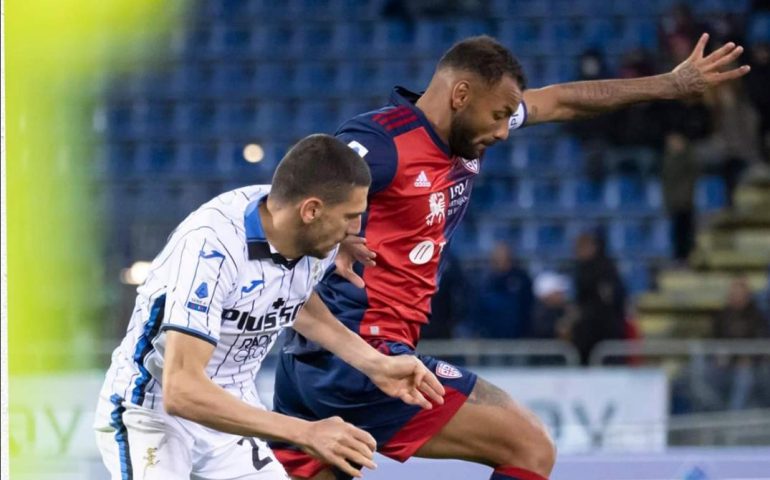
left=243, top=194, right=303, bottom=269
left=389, top=86, right=452, bottom=157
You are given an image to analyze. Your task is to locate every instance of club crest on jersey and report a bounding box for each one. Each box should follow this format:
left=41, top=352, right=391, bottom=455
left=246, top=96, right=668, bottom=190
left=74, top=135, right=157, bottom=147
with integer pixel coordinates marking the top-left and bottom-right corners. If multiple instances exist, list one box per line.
left=425, top=192, right=446, bottom=226
left=195, top=282, right=209, bottom=299
left=414, top=170, right=431, bottom=188
left=436, top=361, right=462, bottom=379
left=460, top=158, right=479, bottom=173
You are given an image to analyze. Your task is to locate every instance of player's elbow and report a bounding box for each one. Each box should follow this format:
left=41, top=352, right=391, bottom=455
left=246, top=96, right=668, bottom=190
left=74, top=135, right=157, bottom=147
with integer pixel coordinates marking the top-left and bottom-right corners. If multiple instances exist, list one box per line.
left=162, top=373, right=195, bottom=418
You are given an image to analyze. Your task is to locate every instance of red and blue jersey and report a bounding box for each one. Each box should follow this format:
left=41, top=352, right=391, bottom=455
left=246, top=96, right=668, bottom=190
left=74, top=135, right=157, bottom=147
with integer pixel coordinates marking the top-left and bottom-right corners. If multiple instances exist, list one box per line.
left=292, top=87, right=526, bottom=350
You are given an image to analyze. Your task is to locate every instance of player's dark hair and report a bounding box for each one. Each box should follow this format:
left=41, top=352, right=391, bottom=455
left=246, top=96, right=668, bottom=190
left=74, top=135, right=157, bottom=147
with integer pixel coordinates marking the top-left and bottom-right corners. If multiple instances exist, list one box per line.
left=437, top=35, right=527, bottom=89
left=270, top=134, right=372, bottom=206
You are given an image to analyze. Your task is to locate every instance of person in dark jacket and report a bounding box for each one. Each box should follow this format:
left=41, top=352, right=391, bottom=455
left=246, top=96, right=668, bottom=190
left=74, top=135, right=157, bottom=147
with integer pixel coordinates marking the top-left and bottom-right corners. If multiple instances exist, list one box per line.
left=572, top=231, right=627, bottom=364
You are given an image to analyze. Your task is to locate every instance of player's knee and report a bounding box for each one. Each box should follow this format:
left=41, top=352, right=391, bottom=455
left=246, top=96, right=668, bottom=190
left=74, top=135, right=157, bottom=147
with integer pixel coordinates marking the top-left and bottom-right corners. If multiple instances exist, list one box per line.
left=497, top=405, right=556, bottom=475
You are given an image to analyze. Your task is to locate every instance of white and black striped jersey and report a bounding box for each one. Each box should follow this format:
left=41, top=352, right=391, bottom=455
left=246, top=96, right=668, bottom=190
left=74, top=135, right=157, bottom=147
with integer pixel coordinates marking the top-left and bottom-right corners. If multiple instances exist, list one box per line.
left=99, top=185, right=337, bottom=411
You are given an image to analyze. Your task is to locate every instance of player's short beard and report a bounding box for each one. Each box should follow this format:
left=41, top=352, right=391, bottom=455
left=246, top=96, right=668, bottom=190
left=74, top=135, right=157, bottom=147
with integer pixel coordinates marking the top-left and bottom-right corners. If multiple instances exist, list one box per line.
left=296, top=224, right=333, bottom=259
left=448, top=111, right=480, bottom=159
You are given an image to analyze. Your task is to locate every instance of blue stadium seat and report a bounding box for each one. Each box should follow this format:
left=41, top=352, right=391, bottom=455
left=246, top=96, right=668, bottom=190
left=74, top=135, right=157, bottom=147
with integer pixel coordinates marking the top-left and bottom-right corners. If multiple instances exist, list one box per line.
left=295, top=101, right=338, bottom=135
left=481, top=144, right=513, bottom=175
left=105, top=103, right=137, bottom=139
left=176, top=142, right=221, bottom=176
left=696, top=175, right=728, bottom=210
left=250, top=24, right=295, bottom=57
left=497, top=19, right=552, bottom=56
left=332, top=23, right=376, bottom=56
left=252, top=63, right=295, bottom=97
left=336, top=61, right=379, bottom=96
left=137, top=102, right=176, bottom=139
left=545, top=19, right=583, bottom=55
left=582, top=18, right=620, bottom=48
left=491, top=0, right=552, bottom=18
left=511, top=138, right=561, bottom=173
left=173, top=63, right=217, bottom=97
left=255, top=102, right=293, bottom=137
left=175, top=102, right=217, bottom=138
left=215, top=102, right=258, bottom=138
left=373, top=21, right=415, bottom=55
left=371, top=60, right=412, bottom=92
left=619, top=261, right=652, bottom=295
left=136, top=143, right=176, bottom=174
left=292, top=24, right=335, bottom=56
left=749, top=14, right=770, bottom=44
left=533, top=222, right=569, bottom=255
left=518, top=178, right=565, bottom=211
left=294, top=63, right=337, bottom=96
left=615, top=18, right=658, bottom=52
left=212, top=61, right=258, bottom=96
left=106, top=142, right=138, bottom=177
left=542, top=57, right=578, bottom=85
left=569, top=177, right=606, bottom=211
left=606, top=174, right=655, bottom=211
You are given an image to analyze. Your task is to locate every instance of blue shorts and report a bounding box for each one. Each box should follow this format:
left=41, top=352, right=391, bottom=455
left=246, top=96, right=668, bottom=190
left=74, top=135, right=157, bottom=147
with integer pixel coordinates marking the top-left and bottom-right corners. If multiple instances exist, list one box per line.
left=269, top=341, right=477, bottom=479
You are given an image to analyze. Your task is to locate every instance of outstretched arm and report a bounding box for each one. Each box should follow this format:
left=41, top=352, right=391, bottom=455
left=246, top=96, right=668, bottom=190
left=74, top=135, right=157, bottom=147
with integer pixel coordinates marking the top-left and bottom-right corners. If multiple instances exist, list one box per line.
left=522, top=33, right=750, bottom=125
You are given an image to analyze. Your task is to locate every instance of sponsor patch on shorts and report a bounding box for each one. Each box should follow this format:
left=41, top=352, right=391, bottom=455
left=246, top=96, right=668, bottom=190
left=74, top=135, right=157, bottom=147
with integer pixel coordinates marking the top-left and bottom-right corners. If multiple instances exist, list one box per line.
left=435, top=361, right=462, bottom=379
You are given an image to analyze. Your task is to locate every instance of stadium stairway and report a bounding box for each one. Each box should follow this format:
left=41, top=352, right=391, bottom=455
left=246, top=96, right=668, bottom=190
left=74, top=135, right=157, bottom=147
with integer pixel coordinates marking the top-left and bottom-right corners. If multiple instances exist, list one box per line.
left=636, top=169, right=770, bottom=338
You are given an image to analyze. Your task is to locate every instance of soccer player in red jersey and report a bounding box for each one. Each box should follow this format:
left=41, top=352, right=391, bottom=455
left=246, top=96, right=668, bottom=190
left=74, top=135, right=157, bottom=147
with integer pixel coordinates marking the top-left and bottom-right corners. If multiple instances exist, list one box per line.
left=270, top=34, right=748, bottom=480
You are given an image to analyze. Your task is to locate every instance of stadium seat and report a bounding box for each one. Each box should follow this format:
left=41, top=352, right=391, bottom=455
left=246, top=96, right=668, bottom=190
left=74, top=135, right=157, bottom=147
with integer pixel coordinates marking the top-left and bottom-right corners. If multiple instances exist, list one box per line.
left=214, top=102, right=258, bottom=138
left=176, top=142, right=221, bottom=176
left=212, top=61, right=258, bottom=96
left=373, top=21, right=415, bottom=55
left=497, top=19, right=553, bottom=56
left=292, top=24, right=335, bottom=57
left=569, top=177, right=606, bottom=211
left=136, top=143, right=177, bottom=174
left=332, top=22, right=376, bottom=56
left=606, top=174, right=655, bottom=212
left=582, top=18, right=620, bottom=48
left=255, top=102, right=293, bottom=137
left=293, top=63, right=337, bottom=96
left=252, top=63, right=295, bottom=97
left=175, top=102, right=217, bottom=138
left=749, top=14, right=770, bottom=44
left=481, top=144, right=513, bottom=176
left=294, top=101, right=338, bottom=135
left=518, top=178, right=565, bottom=211
left=491, top=0, right=552, bottom=18
left=696, top=175, right=728, bottom=211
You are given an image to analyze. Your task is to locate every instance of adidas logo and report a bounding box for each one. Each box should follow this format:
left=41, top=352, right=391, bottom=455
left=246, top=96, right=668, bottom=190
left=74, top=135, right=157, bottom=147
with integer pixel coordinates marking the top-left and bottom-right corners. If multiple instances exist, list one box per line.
left=414, top=171, right=431, bottom=188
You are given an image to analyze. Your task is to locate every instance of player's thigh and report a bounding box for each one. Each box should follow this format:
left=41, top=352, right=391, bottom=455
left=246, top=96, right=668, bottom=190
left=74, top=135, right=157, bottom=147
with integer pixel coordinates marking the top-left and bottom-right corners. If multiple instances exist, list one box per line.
left=414, top=376, right=555, bottom=468
left=96, top=408, right=193, bottom=480
left=193, top=436, right=290, bottom=480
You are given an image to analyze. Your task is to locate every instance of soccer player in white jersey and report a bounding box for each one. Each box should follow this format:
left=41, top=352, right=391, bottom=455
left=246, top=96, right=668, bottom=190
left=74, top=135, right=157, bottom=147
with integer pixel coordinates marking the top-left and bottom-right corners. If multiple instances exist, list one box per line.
left=94, top=134, right=446, bottom=480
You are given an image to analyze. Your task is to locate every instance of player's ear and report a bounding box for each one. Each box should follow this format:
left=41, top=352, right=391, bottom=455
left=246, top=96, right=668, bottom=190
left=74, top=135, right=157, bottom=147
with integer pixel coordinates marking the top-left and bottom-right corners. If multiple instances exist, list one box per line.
left=299, top=197, right=324, bottom=224
left=451, top=80, right=471, bottom=110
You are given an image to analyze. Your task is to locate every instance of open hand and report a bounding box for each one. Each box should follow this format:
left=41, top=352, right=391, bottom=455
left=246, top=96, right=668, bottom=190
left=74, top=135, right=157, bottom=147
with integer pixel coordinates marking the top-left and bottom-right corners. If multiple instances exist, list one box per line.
left=334, top=234, right=376, bottom=288
left=671, top=32, right=750, bottom=98
left=368, top=355, right=446, bottom=410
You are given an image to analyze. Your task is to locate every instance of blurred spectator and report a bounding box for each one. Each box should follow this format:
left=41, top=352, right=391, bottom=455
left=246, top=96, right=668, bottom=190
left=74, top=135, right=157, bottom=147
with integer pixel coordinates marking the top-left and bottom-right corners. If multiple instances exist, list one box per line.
left=424, top=251, right=468, bottom=339
left=531, top=272, right=576, bottom=340
left=659, top=3, right=704, bottom=67
left=745, top=43, right=770, bottom=163
left=662, top=132, right=698, bottom=262
left=572, top=231, right=627, bottom=364
left=691, top=278, right=770, bottom=411
left=565, top=49, right=617, bottom=178
left=470, top=243, right=534, bottom=338
left=712, top=277, right=769, bottom=339
left=697, top=79, right=760, bottom=204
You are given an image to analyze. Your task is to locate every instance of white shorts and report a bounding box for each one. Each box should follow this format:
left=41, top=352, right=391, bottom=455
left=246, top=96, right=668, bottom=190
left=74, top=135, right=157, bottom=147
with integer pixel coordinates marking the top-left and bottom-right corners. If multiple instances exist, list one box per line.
left=94, top=394, right=290, bottom=480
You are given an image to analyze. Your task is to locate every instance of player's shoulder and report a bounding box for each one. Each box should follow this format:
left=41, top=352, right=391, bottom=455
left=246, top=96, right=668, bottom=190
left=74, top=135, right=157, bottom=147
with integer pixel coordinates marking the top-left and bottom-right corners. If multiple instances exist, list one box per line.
left=177, top=185, right=270, bottom=255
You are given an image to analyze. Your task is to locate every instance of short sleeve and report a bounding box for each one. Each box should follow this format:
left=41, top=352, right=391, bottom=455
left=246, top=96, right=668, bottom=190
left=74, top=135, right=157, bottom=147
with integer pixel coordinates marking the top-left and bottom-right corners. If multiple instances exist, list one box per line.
left=508, top=101, right=528, bottom=130
left=160, top=230, right=238, bottom=346
left=337, top=120, right=398, bottom=194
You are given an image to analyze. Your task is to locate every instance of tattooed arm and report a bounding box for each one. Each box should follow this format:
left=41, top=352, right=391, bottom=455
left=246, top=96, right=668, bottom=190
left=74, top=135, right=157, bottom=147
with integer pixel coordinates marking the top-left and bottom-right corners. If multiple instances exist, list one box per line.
left=522, top=33, right=750, bottom=125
